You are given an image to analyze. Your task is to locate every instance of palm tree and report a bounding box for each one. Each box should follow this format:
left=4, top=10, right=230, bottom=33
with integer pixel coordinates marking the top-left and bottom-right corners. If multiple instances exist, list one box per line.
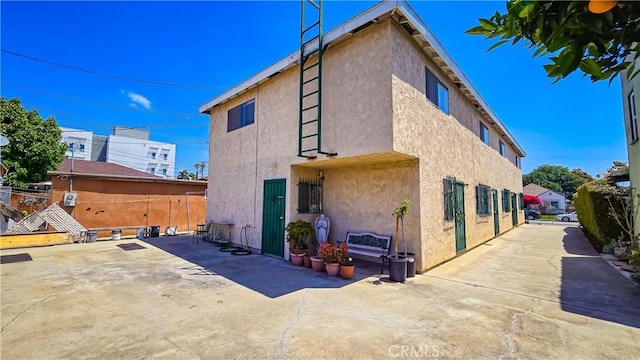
left=177, top=169, right=189, bottom=179
left=194, top=162, right=204, bottom=180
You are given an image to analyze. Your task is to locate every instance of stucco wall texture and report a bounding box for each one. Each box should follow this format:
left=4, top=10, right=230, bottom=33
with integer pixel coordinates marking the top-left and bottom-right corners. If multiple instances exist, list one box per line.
left=52, top=178, right=207, bottom=237
left=621, top=58, right=640, bottom=238
left=207, top=19, right=523, bottom=271
left=390, top=23, right=523, bottom=269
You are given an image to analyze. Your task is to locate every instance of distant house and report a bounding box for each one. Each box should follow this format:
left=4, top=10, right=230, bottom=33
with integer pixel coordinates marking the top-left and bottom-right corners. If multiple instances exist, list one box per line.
left=60, top=126, right=177, bottom=178
left=523, top=183, right=566, bottom=214
left=48, top=159, right=206, bottom=238
left=621, top=56, right=640, bottom=239
left=199, top=1, right=525, bottom=272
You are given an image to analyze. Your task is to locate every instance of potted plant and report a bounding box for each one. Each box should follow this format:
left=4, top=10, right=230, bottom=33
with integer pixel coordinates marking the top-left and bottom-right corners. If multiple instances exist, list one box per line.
left=388, top=198, right=412, bottom=282
left=339, top=242, right=355, bottom=279
left=318, top=242, right=341, bottom=277
left=286, top=220, right=313, bottom=266
left=303, top=249, right=312, bottom=268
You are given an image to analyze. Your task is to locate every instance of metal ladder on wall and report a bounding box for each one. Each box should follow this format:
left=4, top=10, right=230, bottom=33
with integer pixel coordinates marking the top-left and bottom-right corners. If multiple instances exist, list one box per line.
left=298, top=0, right=336, bottom=159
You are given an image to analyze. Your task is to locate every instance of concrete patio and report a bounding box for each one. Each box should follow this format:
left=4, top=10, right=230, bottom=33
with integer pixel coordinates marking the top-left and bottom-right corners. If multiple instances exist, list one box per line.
left=1, top=224, right=639, bottom=359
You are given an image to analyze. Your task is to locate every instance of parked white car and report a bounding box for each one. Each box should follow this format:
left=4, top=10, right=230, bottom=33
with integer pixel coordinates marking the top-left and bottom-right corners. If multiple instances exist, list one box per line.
left=556, top=212, right=578, bottom=222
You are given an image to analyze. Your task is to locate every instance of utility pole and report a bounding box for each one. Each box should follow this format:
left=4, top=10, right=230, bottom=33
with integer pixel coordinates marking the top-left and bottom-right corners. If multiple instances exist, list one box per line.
left=194, top=161, right=206, bottom=180
left=69, top=142, right=76, bottom=192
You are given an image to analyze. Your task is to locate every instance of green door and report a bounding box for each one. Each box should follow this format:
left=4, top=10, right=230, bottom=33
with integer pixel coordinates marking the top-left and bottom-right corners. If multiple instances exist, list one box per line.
left=511, top=193, right=518, bottom=227
left=262, top=179, right=286, bottom=257
left=454, top=181, right=466, bottom=253
left=492, top=189, right=500, bottom=236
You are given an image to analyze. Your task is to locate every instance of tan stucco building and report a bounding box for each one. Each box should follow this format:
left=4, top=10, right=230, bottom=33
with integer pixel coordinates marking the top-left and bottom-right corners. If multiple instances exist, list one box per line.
left=199, top=1, right=525, bottom=272
left=621, top=57, right=640, bottom=239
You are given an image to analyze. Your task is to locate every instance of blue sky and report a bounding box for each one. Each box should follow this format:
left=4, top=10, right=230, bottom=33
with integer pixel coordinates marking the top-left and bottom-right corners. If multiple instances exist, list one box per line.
left=1, top=1, right=627, bottom=177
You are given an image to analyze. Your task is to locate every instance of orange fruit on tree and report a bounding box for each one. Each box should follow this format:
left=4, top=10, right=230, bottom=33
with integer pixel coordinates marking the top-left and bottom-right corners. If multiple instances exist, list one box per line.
left=588, top=0, right=618, bottom=14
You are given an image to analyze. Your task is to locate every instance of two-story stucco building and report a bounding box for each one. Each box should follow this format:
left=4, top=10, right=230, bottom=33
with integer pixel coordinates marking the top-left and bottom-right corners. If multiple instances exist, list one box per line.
left=199, top=1, right=525, bottom=272
left=621, top=57, right=640, bottom=239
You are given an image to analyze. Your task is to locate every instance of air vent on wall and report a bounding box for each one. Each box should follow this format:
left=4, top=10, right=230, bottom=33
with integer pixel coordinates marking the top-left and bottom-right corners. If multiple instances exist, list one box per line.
left=63, top=192, right=78, bottom=207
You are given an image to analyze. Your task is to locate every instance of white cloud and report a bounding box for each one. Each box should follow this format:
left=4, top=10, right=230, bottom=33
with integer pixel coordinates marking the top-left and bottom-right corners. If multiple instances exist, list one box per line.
left=127, top=92, right=151, bottom=109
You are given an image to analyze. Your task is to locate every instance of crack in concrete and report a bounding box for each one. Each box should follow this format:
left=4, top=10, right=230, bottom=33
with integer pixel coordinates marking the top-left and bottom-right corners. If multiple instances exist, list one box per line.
left=547, top=255, right=559, bottom=273
left=1, top=294, right=55, bottom=333
left=274, top=288, right=310, bottom=360
left=499, top=298, right=540, bottom=360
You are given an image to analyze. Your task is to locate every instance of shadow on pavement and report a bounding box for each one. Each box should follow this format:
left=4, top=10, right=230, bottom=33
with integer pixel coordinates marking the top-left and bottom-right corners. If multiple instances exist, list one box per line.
left=560, top=228, right=640, bottom=328
left=140, top=236, right=383, bottom=298
left=561, top=227, right=593, bottom=256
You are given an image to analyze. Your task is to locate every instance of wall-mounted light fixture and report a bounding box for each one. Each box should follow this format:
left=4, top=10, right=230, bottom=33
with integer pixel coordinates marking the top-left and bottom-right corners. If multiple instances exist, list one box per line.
left=319, top=170, right=325, bottom=181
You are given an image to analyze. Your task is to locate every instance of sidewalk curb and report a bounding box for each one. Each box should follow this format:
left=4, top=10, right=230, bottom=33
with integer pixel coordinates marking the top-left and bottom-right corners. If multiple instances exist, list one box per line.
left=599, top=253, right=640, bottom=289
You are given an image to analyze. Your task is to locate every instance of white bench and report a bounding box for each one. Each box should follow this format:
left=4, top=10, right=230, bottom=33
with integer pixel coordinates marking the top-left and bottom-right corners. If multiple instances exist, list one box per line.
left=340, top=231, right=392, bottom=274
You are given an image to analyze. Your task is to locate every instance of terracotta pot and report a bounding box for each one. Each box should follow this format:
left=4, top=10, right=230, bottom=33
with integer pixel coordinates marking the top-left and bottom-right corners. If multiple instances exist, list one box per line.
left=311, top=256, right=325, bottom=272
left=303, top=255, right=312, bottom=268
left=291, top=253, right=304, bottom=266
left=340, top=264, right=355, bottom=279
left=325, top=263, right=340, bottom=277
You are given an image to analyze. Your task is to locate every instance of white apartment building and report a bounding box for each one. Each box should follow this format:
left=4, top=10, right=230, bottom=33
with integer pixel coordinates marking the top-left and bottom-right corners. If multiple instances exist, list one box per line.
left=106, top=134, right=176, bottom=178
left=59, top=126, right=176, bottom=178
left=60, top=127, right=93, bottom=160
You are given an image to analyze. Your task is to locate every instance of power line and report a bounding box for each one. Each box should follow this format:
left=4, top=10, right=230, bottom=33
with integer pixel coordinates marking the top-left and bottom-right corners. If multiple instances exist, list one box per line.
left=2, top=49, right=231, bottom=90
left=23, top=105, right=209, bottom=136
left=2, top=82, right=194, bottom=116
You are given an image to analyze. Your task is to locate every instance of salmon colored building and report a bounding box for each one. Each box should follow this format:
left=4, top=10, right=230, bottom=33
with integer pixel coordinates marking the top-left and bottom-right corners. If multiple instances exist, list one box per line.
left=49, top=159, right=207, bottom=238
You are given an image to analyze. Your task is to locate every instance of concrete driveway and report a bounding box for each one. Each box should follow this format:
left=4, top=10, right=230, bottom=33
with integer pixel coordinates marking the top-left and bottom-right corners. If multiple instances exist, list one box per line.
left=1, top=225, right=639, bottom=359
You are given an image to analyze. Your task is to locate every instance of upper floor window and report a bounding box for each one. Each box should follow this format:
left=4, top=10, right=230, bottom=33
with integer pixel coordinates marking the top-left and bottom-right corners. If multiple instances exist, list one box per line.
left=160, top=150, right=169, bottom=161
left=426, top=67, right=449, bottom=115
left=228, top=99, right=255, bottom=132
left=480, top=122, right=489, bottom=145
left=499, top=141, right=506, bottom=157
left=148, top=147, right=158, bottom=160
left=147, top=166, right=156, bottom=174
left=629, top=91, right=638, bottom=143
left=515, top=156, right=520, bottom=168
left=68, top=140, right=84, bottom=153
left=161, top=168, right=168, bottom=176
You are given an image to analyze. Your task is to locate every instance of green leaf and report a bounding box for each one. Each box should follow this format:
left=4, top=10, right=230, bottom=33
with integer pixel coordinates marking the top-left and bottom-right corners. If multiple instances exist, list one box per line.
left=479, top=18, right=496, bottom=31
left=532, top=46, right=547, bottom=57
left=465, top=25, right=489, bottom=35
left=579, top=59, right=603, bottom=76
left=486, top=39, right=508, bottom=52
left=519, top=3, right=535, bottom=18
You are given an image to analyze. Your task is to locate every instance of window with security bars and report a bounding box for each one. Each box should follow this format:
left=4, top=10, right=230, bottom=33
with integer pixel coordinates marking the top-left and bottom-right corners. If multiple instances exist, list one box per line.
left=519, top=193, right=524, bottom=210
left=443, top=178, right=454, bottom=221
left=502, top=189, right=511, bottom=212
left=476, top=185, right=490, bottom=216
left=297, top=178, right=322, bottom=214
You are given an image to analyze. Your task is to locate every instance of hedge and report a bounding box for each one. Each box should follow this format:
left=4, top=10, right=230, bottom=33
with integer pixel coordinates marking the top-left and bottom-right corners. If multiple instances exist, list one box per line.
left=573, top=180, right=627, bottom=251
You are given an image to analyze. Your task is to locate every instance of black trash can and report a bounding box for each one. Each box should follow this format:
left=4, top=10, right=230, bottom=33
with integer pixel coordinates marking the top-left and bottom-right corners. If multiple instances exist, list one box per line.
left=403, top=252, right=416, bottom=278
left=149, top=226, right=160, bottom=238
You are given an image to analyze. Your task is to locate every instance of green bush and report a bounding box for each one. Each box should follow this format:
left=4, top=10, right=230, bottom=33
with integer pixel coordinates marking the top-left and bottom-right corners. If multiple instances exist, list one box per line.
left=574, top=180, right=627, bottom=251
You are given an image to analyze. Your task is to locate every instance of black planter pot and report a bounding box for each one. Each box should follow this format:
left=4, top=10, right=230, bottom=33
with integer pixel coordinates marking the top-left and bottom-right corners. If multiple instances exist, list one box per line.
left=388, top=256, right=408, bottom=282
left=400, top=252, right=416, bottom=278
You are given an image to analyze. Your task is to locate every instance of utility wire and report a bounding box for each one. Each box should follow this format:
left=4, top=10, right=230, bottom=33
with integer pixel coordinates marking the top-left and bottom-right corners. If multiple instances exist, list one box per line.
left=2, top=49, right=231, bottom=90
left=3, top=82, right=194, bottom=116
